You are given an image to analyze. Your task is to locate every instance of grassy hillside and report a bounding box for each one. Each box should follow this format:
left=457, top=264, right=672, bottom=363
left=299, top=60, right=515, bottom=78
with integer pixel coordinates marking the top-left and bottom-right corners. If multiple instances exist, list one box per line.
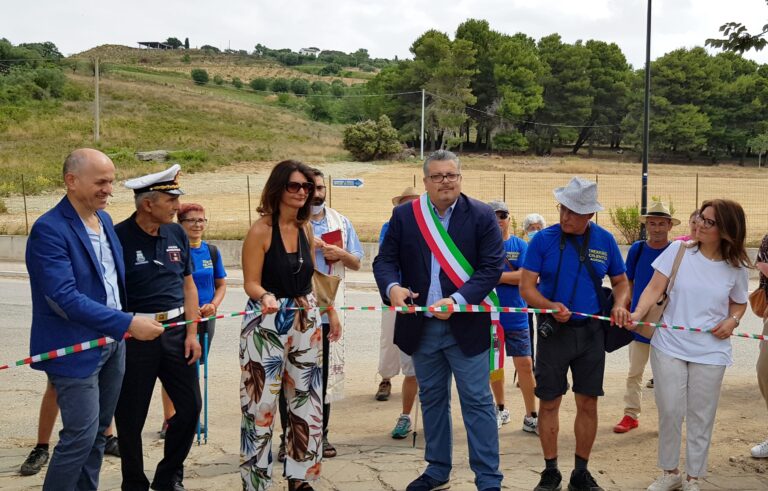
left=0, top=70, right=345, bottom=196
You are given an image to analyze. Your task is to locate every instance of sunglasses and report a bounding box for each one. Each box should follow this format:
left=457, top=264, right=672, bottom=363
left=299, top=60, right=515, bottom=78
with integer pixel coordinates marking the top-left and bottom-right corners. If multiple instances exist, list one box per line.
left=285, top=181, right=314, bottom=194
left=495, top=211, right=509, bottom=220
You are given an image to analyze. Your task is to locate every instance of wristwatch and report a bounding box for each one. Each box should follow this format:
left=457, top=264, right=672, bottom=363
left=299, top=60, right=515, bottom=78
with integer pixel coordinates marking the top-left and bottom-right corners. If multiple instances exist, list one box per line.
left=730, top=315, right=740, bottom=326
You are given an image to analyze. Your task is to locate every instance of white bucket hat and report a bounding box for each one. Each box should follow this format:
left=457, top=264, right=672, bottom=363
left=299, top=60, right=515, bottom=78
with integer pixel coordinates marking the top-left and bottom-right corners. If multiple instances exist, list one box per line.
left=553, top=176, right=603, bottom=215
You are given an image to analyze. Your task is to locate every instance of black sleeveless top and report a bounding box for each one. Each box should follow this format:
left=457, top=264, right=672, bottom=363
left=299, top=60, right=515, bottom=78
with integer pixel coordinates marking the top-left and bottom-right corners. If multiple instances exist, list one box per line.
left=262, top=221, right=313, bottom=298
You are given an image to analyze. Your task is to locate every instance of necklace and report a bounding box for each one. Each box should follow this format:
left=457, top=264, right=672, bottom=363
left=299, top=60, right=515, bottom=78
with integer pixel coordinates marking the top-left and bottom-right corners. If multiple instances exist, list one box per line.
left=292, top=228, right=304, bottom=275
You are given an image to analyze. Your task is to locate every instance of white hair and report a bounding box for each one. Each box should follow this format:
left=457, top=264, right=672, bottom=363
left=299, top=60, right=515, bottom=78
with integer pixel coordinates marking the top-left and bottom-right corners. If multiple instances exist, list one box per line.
left=523, top=213, right=546, bottom=231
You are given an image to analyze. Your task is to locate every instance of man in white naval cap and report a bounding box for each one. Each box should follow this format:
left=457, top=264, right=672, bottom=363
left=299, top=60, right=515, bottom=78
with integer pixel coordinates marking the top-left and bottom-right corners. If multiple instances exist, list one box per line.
left=113, top=164, right=202, bottom=491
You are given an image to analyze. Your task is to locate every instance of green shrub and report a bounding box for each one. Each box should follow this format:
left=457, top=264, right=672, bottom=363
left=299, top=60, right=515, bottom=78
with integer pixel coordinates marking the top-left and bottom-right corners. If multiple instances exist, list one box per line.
left=191, top=68, right=209, bottom=85
left=181, top=54, right=191, bottom=63
left=307, top=96, right=334, bottom=122
left=319, top=63, right=342, bottom=76
left=232, top=77, right=243, bottom=89
left=249, top=77, right=268, bottom=91
left=330, top=80, right=345, bottom=98
left=342, top=115, right=402, bottom=161
left=213, top=74, right=224, bottom=85
left=310, top=80, right=329, bottom=94
left=609, top=203, right=641, bottom=244
left=493, top=131, right=529, bottom=152
left=271, top=78, right=290, bottom=93
left=290, top=78, right=310, bottom=95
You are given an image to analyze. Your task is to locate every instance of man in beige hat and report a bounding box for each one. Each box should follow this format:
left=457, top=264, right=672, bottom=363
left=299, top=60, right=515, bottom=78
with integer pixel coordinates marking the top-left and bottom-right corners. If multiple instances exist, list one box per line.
left=520, top=176, right=630, bottom=491
left=376, top=186, right=421, bottom=439
left=613, top=201, right=678, bottom=435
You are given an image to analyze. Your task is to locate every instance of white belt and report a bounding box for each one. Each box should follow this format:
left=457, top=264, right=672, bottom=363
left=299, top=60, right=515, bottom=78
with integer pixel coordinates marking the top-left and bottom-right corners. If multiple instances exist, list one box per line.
left=131, top=306, right=184, bottom=322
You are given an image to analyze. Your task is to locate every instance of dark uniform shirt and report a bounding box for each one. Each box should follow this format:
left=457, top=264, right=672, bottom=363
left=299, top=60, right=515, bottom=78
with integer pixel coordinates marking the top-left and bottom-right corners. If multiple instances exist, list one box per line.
left=115, top=213, right=192, bottom=313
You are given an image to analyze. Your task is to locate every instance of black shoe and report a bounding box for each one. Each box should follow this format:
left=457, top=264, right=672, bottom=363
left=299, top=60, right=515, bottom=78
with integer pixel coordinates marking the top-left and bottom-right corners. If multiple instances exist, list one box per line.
left=104, top=435, right=121, bottom=457
left=287, top=479, right=314, bottom=491
left=172, top=482, right=185, bottom=491
left=406, top=473, right=450, bottom=491
left=20, top=447, right=49, bottom=476
left=567, top=470, right=603, bottom=491
left=534, top=468, right=562, bottom=491
left=150, top=482, right=185, bottom=491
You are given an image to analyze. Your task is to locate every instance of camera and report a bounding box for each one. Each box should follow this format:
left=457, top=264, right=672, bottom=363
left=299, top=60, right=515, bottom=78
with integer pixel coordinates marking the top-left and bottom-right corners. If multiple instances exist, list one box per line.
left=538, top=315, right=561, bottom=338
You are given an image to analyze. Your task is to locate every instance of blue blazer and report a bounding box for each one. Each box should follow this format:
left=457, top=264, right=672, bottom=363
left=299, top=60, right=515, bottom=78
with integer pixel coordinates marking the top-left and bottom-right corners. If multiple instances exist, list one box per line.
left=373, top=193, right=504, bottom=356
left=27, top=196, right=133, bottom=378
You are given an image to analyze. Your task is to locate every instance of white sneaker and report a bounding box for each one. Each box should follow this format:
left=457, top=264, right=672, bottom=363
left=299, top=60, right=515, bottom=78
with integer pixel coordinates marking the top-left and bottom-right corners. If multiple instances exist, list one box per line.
left=682, top=479, right=700, bottom=491
left=523, top=414, right=538, bottom=434
left=646, top=472, right=682, bottom=491
left=751, top=439, right=768, bottom=458
left=496, top=408, right=510, bottom=428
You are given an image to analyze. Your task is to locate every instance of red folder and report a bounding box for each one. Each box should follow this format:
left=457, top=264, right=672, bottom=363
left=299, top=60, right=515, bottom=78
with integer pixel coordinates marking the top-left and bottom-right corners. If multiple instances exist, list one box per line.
left=321, top=229, right=343, bottom=266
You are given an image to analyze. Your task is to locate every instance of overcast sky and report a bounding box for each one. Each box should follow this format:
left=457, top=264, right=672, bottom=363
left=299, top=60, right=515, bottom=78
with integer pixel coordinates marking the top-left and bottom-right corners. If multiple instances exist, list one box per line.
left=3, top=0, right=768, bottom=68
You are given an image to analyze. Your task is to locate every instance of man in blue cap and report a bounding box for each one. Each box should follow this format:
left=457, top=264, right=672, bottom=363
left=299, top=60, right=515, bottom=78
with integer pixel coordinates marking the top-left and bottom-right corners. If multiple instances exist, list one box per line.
left=114, top=164, right=202, bottom=491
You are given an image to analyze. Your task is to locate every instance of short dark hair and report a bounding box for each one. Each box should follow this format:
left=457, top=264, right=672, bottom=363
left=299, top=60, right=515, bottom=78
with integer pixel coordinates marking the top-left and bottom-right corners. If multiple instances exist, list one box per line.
left=311, top=168, right=324, bottom=178
left=257, top=160, right=315, bottom=222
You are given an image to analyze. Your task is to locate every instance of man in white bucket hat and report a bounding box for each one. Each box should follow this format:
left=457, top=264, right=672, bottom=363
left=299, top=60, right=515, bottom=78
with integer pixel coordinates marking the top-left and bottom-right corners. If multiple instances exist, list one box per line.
left=520, top=176, right=631, bottom=491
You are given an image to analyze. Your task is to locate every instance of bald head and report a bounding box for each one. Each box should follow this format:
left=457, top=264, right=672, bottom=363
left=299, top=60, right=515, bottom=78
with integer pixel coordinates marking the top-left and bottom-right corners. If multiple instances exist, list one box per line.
left=63, top=149, right=116, bottom=215
left=63, top=148, right=113, bottom=180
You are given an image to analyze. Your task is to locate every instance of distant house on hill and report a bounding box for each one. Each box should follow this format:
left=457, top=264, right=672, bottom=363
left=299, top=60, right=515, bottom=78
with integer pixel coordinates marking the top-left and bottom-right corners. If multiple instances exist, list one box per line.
left=138, top=41, right=173, bottom=50
left=299, top=47, right=321, bottom=57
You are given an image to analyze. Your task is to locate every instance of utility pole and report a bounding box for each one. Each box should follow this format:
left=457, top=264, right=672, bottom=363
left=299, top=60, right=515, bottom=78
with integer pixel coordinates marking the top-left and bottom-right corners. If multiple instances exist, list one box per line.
left=420, top=89, right=425, bottom=160
left=640, top=0, right=652, bottom=240
left=94, top=58, right=100, bottom=143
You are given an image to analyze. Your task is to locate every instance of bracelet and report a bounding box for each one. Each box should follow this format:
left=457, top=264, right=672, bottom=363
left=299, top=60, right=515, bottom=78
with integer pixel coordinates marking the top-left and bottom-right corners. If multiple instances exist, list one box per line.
left=730, top=315, right=740, bottom=326
left=259, top=292, right=276, bottom=302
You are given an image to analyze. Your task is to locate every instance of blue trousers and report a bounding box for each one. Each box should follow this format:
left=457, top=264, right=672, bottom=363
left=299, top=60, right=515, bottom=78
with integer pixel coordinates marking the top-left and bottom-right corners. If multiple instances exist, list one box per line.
left=45, top=342, right=125, bottom=491
left=412, top=318, right=502, bottom=490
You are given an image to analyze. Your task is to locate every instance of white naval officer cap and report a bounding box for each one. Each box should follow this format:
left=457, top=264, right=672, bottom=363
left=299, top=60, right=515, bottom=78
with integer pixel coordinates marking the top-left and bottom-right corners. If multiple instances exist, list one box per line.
left=124, top=163, right=184, bottom=195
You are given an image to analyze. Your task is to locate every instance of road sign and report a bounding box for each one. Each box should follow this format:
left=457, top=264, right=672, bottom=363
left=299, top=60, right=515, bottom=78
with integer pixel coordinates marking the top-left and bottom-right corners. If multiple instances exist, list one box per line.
left=331, top=178, right=364, bottom=188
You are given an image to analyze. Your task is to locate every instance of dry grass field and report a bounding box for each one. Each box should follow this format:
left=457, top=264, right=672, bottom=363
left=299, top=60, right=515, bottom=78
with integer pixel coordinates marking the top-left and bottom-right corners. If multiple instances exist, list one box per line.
left=3, top=156, right=768, bottom=244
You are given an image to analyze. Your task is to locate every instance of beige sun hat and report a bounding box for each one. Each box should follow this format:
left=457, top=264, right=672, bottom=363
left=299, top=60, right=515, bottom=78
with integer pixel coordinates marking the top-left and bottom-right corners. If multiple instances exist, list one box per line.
left=639, top=201, right=681, bottom=225
left=553, top=176, right=603, bottom=214
left=392, top=186, right=420, bottom=206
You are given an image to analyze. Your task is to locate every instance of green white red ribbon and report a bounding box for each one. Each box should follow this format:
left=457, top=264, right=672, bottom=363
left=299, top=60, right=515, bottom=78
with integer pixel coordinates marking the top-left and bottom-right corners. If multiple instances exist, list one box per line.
left=1, top=305, right=763, bottom=371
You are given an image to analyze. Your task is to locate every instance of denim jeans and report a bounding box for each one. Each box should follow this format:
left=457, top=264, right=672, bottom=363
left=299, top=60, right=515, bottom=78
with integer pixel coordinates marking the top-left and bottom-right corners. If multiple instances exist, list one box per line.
left=45, top=341, right=125, bottom=491
left=412, top=318, right=503, bottom=490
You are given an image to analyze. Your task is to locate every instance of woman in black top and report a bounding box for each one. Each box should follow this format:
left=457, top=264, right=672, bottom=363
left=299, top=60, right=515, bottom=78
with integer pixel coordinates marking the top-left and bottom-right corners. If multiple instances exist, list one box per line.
left=240, top=160, right=334, bottom=491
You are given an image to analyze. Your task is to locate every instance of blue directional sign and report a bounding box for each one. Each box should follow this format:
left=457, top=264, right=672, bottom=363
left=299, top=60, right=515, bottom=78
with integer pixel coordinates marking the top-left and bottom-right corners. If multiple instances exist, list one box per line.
left=331, top=178, right=364, bottom=188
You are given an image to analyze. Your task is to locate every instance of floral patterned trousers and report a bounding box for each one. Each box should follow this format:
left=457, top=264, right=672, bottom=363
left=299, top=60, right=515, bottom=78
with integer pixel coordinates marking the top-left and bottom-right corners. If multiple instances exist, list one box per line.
left=240, top=295, right=323, bottom=490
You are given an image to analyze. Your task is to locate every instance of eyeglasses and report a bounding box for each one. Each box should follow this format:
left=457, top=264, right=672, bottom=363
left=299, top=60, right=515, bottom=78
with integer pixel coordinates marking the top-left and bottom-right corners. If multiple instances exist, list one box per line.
left=556, top=203, right=589, bottom=218
left=695, top=215, right=717, bottom=230
left=428, top=173, right=461, bottom=183
left=285, top=181, right=315, bottom=194
left=495, top=211, right=509, bottom=220
left=181, top=218, right=207, bottom=225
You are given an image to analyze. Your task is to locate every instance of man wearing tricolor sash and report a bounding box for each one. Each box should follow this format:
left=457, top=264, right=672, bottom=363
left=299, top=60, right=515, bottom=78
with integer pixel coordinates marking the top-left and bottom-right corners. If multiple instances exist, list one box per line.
left=373, top=150, right=504, bottom=491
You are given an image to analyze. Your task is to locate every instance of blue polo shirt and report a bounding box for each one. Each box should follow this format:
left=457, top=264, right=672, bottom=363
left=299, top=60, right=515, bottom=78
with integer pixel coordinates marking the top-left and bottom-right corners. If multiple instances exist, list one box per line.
left=523, top=223, right=625, bottom=315
left=497, top=236, right=528, bottom=331
left=191, top=241, right=227, bottom=306
left=115, top=213, right=192, bottom=313
left=626, top=240, right=670, bottom=343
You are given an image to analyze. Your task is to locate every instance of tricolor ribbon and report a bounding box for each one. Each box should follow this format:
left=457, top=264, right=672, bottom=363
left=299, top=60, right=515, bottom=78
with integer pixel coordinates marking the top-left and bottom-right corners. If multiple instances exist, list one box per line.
left=1, top=305, right=763, bottom=371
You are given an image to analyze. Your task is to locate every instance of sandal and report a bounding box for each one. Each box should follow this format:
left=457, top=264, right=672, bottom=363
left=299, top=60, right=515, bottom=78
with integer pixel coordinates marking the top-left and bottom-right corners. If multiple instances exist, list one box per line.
left=287, top=479, right=314, bottom=491
left=322, top=438, right=337, bottom=458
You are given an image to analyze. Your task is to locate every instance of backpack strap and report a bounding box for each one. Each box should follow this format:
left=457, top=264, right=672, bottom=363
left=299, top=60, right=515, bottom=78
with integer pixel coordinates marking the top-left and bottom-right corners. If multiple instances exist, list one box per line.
left=207, top=242, right=220, bottom=271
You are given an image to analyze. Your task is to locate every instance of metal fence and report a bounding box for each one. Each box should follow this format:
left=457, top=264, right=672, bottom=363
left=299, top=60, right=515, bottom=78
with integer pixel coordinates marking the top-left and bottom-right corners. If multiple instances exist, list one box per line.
left=2, top=172, right=767, bottom=245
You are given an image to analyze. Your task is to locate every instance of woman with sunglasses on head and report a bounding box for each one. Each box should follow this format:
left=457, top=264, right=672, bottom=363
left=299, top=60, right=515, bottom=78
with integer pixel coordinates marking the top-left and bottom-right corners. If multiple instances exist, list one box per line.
left=630, top=199, right=749, bottom=491
left=158, top=203, right=228, bottom=437
left=239, top=160, right=331, bottom=491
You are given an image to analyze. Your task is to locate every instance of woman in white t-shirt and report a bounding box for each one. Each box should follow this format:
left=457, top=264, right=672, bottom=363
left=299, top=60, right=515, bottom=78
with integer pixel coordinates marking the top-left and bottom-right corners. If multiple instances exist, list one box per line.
left=630, top=199, right=750, bottom=491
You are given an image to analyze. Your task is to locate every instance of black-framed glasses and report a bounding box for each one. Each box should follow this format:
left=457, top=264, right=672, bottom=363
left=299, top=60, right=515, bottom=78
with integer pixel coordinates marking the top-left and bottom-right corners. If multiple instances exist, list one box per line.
left=428, top=173, right=461, bottom=183
left=285, top=181, right=314, bottom=193
left=695, top=215, right=717, bottom=230
left=495, top=211, right=509, bottom=220
left=181, top=218, right=207, bottom=225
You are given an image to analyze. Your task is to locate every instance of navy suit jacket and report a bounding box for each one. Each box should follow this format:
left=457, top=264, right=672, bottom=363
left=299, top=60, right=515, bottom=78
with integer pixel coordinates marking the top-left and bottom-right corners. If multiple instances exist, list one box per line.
left=27, top=196, right=133, bottom=378
left=373, top=193, right=504, bottom=356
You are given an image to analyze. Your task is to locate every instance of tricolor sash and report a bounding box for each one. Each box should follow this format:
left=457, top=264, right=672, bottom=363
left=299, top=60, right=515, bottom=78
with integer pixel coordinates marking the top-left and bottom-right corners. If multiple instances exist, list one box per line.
left=412, top=194, right=505, bottom=375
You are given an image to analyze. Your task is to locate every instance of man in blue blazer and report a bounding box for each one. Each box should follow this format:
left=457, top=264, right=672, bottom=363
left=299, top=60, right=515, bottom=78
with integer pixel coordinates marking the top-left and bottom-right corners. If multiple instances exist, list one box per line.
left=26, top=148, right=163, bottom=490
left=373, top=150, right=504, bottom=491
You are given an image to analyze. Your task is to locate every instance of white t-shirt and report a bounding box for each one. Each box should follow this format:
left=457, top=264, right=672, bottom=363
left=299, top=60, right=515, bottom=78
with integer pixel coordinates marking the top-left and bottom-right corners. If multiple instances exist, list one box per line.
left=650, top=240, right=749, bottom=366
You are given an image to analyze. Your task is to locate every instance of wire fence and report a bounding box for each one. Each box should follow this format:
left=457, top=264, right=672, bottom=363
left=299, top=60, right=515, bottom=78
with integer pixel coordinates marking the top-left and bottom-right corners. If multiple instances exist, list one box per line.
left=2, top=172, right=767, bottom=245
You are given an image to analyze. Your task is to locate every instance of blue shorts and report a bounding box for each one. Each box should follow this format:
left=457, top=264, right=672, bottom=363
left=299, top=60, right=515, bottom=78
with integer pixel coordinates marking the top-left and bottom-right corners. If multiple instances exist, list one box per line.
left=504, top=329, right=532, bottom=357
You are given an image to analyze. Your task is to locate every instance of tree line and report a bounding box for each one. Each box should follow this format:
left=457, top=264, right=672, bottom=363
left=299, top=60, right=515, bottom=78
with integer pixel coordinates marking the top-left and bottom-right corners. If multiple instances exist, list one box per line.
left=355, top=19, right=768, bottom=162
